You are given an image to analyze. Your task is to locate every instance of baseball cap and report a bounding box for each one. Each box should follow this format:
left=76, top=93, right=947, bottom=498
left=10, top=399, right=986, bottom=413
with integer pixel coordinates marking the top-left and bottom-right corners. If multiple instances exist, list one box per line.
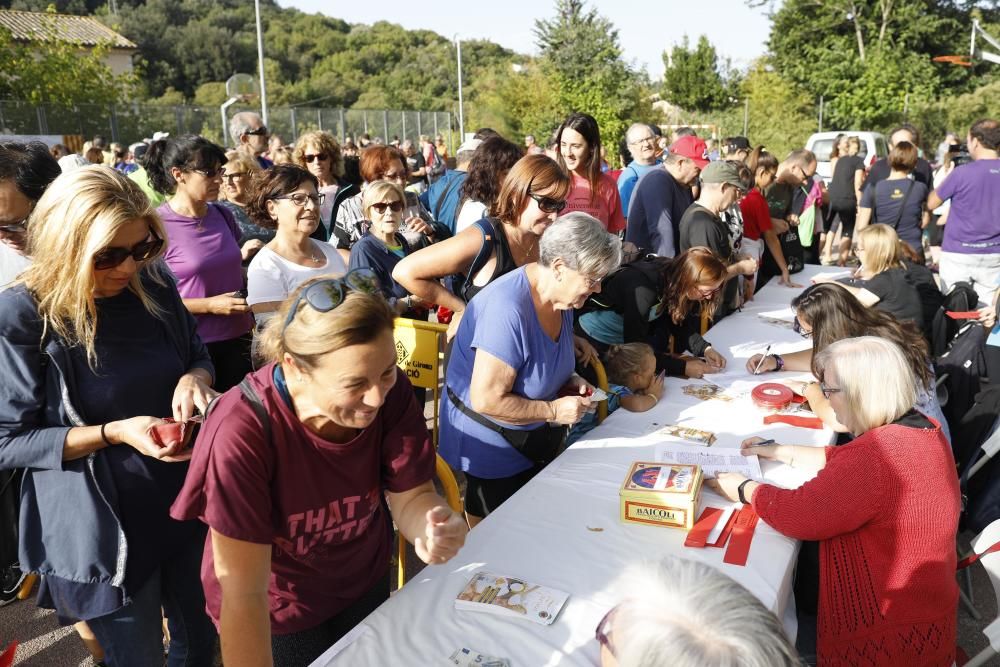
left=456, top=138, right=482, bottom=153
left=669, top=136, right=709, bottom=168
left=699, top=160, right=747, bottom=190
left=130, top=142, right=148, bottom=160
left=152, top=131, right=170, bottom=142
left=724, top=136, right=751, bottom=153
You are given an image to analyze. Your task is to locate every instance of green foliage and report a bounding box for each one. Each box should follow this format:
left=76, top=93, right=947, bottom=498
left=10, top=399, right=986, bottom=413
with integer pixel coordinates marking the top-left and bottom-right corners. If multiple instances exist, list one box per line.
left=534, top=0, right=653, bottom=150
left=740, top=62, right=817, bottom=157
left=662, top=35, right=738, bottom=112
left=0, top=13, right=138, bottom=106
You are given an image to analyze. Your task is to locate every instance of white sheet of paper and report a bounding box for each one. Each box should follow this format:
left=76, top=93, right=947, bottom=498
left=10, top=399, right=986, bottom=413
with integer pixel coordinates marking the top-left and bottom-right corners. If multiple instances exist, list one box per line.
left=757, top=307, right=796, bottom=323
left=810, top=270, right=852, bottom=284
left=707, top=504, right=739, bottom=544
left=653, top=442, right=764, bottom=480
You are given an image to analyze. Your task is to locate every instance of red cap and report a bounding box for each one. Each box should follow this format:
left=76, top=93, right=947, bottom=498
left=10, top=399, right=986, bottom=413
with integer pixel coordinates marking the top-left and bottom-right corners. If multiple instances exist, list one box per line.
left=669, top=136, right=710, bottom=168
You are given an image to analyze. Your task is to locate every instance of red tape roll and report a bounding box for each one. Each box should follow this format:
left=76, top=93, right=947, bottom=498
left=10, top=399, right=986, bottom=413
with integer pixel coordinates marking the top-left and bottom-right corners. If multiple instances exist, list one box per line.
left=751, top=383, right=795, bottom=411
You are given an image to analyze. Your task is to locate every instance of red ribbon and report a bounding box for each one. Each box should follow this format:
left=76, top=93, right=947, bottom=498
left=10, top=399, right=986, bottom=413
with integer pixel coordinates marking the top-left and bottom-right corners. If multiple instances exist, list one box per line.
left=763, top=414, right=825, bottom=429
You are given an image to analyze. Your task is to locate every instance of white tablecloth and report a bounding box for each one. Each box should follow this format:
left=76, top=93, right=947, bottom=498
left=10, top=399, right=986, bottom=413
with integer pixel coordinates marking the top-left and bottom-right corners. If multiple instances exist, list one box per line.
left=313, top=268, right=833, bottom=667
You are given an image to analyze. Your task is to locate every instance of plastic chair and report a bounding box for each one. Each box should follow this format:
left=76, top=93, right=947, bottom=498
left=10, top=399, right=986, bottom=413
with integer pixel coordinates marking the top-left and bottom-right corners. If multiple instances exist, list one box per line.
left=396, top=454, right=463, bottom=589
left=589, top=356, right=609, bottom=424
left=393, top=318, right=448, bottom=446
left=962, top=518, right=1000, bottom=666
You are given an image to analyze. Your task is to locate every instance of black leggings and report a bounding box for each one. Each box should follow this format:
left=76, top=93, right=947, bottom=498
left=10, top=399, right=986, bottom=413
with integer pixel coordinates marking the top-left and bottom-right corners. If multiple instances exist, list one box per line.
left=206, top=333, right=253, bottom=393
left=464, top=465, right=544, bottom=517
left=270, top=572, right=390, bottom=667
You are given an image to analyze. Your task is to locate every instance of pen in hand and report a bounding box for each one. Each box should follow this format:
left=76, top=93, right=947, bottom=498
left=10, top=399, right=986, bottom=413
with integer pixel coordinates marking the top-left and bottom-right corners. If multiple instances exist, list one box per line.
left=753, top=345, right=772, bottom=375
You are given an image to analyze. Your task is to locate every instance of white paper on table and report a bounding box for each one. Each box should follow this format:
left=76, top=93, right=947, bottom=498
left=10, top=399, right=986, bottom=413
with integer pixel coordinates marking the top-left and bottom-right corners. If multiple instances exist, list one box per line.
left=311, top=623, right=372, bottom=665
left=706, top=504, right=739, bottom=543
left=810, top=270, right=852, bottom=284
left=757, top=307, right=796, bottom=323
left=653, top=442, right=763, bottom=480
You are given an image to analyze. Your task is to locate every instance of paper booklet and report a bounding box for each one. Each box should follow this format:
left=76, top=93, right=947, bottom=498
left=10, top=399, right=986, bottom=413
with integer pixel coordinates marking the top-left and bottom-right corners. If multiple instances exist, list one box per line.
left=654, top=442, right=763, bottom=481
left=455, top=572, right=569, bottom=626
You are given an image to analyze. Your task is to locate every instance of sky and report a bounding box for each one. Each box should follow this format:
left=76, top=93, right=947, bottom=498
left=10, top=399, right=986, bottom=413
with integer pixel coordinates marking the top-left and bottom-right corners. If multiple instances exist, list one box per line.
left=281, top=0, right=774, bottom=81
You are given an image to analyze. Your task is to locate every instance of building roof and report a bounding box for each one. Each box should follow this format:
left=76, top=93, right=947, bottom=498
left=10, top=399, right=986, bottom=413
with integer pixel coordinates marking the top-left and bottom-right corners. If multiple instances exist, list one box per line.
left=0, top=9, right=136, bottom=50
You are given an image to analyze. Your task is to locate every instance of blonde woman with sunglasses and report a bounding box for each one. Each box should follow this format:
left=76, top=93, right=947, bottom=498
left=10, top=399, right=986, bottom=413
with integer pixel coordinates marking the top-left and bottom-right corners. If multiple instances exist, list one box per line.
left=0, top=166, right=218, bottom=666
left=172, top=274, right=467, bottom=667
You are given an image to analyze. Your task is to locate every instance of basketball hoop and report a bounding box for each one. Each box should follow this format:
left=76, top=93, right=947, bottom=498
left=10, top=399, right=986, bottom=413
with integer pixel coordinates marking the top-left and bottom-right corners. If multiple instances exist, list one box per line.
left=933, top=54, right=973, bottom=67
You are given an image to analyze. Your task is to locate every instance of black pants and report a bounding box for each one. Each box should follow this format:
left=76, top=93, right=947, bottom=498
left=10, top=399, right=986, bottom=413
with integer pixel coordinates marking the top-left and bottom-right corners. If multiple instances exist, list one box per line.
left=206, top=333, right=253, bottom=393
left=0, top=469, right=21, bottom=570
left=464, top=465, right=544, bottom=517
left=270, top=572, right=390, bottom=667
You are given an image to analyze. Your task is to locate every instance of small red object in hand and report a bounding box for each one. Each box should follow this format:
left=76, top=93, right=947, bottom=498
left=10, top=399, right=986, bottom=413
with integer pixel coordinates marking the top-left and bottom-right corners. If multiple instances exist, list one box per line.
left=436, top=305, right=453, bottom=324
left=148, top=416, right=202, bottom=448
left=946, top=311, right=981, bottom=320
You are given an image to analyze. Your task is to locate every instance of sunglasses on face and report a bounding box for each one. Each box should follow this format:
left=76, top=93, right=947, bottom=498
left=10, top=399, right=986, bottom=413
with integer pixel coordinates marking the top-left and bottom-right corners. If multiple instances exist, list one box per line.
left=222, top=172, right=248, bottom=184
left=273, top=192, right=326, bottom=207
left=304, top=153, right=329, bottom=163
left=244, top=126, right=268, bottom=136
left=820, top=383, right=842, bottom=398
left=528, top=192, right=567, bottom=214
left=0, top=219, right=27, bottom=234
left=282, top=268, right=381, bottom=334
left=371, top=200, right=404, bottom=214
left=93, top=232, right=164, bottom=270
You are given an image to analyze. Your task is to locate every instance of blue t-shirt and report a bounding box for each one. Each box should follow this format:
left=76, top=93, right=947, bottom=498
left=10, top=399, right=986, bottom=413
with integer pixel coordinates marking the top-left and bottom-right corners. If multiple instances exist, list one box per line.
left=625, top=168, right=692, bottom=257
left=439, top=267, right=576, bottom=478
left=617, top=161, right=660, bottom=217
left=419, top=170, right=466, bottom=234
left=859, top=178, right=927, bottom=251
left=566, top=383, right=631, bottom=445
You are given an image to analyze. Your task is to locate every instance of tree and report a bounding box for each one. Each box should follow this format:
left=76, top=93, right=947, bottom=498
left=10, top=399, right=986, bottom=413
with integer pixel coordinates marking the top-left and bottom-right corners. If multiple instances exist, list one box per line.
left=0, top=14, right=138, bottom=106
left=662, top=35, right=736, bottom=112
left=741, top=61, right=816, bottom=157
left=534, top=0, right=652, bottom=149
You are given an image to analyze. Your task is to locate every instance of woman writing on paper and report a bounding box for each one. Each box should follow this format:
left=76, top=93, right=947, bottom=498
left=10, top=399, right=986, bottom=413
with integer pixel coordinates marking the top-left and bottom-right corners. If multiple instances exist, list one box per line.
left=712, top=336, right=959, bottom=667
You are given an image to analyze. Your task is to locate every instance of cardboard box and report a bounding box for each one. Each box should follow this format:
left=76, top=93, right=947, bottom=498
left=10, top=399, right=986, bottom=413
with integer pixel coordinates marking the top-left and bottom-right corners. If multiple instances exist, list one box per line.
left=619, top=462, right=703, bottom=530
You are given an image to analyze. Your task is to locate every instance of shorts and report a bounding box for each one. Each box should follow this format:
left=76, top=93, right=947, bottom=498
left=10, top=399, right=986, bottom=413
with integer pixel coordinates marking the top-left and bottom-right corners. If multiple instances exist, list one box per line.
left=827, top=205, right=858, bottom=239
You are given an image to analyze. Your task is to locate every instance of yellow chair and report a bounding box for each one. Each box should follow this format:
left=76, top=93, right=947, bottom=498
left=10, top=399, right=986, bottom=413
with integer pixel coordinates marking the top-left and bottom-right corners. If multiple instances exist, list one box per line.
left=396, top=454, right=463, bottom=589
left=588, top=356, right=610, bottom=425
left=393, top=318, right=448, bottom=445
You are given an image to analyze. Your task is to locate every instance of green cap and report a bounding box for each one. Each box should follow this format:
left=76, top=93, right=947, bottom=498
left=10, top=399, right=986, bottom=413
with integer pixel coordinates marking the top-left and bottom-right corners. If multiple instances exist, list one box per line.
left=699, top=160, right=746, bottom=189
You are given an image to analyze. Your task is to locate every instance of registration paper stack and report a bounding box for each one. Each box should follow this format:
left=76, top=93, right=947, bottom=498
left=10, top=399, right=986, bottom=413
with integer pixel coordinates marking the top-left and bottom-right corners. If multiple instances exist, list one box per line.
left=455, top=572, right=569, bottom=625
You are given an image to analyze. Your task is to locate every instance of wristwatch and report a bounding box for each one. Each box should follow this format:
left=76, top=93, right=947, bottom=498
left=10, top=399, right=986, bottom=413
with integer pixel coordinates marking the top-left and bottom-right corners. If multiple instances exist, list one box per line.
left=737, top=478, right=753, bottom=505
left=771, top=354, right=784, bottom=371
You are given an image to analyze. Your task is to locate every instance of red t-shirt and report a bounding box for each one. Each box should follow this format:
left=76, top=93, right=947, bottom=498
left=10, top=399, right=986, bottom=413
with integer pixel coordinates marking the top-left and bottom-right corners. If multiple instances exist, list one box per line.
left=564, top=172, right=627, bottom=234
left=170, top=364, right=434, bottom=634
left=738, top=188, right=772, bottom=241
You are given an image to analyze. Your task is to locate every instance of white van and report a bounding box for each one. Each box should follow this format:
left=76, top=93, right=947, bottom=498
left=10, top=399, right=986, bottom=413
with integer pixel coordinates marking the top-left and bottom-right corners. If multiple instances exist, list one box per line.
left=805, top=131, right=889, bottom=183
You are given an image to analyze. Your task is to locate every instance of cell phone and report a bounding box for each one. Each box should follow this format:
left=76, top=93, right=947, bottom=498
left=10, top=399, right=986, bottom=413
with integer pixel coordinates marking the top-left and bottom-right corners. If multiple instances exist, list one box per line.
left=148, top=415, right=203, bottom=449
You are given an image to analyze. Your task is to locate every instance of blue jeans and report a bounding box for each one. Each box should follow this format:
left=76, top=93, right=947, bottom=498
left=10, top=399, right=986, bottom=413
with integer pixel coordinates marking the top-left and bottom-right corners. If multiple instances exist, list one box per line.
left=86, top=538, right=216, bottom=667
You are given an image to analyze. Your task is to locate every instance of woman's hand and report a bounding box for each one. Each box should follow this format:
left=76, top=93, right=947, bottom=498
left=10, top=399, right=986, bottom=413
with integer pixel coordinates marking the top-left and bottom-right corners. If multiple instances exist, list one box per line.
left=703, top=347, right=727, bottom=370
left=573, top=336, right=598, bottom=367
left=745, top=353, right=778, bottom=374
left=741, top=436, right=780, bottom=460
left=172, top=372, right=219, bottom=422
left=705, top=472, right=748, bottom=503
left=208, top=294, right=251, bottom=316
left=445, top=309, right=464, bottom=342
left=107, top=416, right=193, bottom=462
left=406, top=217, right=433, bottom=238
left=978, top=305, right=997, bottom=330
left=413, top=506, right=467, bottom=565
left=240, top=239, right=265, bottom=261
left=684, top=358, right=721, bottom=379
left=645, top=371, right=665, bottom=401
left=735, top=256, right=758, bottom=276
left=778, top=270, right=802, bottom=288
left=549, top=396, right=591, bottom=425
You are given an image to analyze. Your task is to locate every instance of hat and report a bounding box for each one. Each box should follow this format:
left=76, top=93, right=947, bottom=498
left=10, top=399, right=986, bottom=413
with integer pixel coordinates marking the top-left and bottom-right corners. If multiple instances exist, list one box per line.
left=456, top=138, right=482, bottom=153
left=725, top=136, right=751, bottom=152
left=129, top=142, right=148, bottom=159
left=669, top=136, right=709, bottom=168
left=58, top=154, right=89, bottom=173
left=699, top=160, right=746, bottom=189
left=152, top=131, right=170, bottom=142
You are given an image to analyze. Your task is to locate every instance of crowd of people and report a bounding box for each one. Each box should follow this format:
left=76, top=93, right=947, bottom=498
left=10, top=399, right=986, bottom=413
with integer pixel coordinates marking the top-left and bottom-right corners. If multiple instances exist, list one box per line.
left=0, top=109, right=997, bottom=667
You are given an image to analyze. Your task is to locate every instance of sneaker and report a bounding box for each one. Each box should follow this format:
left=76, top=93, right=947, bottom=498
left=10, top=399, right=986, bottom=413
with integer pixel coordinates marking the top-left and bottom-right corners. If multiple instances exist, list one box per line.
left=0, top=564, right=26, bottom=607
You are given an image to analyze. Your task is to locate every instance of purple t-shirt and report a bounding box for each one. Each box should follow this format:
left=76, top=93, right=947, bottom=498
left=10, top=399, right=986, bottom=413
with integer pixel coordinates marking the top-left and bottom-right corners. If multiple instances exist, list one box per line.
left=937, top=159, right=1000, bottom=254
left=439, top=266, right=576, bottom=478
left=158, top=202, right=252, bottom=342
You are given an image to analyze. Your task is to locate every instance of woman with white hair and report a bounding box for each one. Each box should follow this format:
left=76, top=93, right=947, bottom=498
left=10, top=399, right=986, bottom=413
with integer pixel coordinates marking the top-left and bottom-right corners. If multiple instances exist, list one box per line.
left=711, top=336, right=960, bottom=667
left=439, top=212, right=622, bottom=524
left=596, top=557, right=799, bottom=667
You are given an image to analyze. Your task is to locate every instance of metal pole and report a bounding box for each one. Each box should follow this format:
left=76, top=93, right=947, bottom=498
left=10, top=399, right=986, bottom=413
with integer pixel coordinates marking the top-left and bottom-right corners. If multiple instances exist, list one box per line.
left=402, top=113, right=406, bottom=142
left=290, top=107, right=298, bottom=141
left=818, top=95, right=824, bottom=133
left=340, top=108, right=346, bottom=142
left=743, top=99, right=749, bottom=136
left=317, top=108, right=323, bottom=132
left=447, top=112, right=453, bottom=154
left=416, top=112, right=421, bottom=139
left=433, top=113, right=439, bottom=141
left=973, top=19, right=978, bottom=59
left=383, top=110, right=389, bottom=143
left=254, top=0, right=269, bottom=125
left=455, top=35, right=464, bottom=141
left=363, top=110, right=368, bottom=134
left=903, top=92, right=909, bottom=120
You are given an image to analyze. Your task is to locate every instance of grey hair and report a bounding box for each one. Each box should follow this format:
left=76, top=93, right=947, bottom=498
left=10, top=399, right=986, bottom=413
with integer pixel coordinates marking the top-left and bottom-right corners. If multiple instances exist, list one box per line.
left=612, top=557, right=800, bottom=667
left=626, top=123, right=654, bottom=144
left=229, top=111, right=263, bottom=145
left=539, top=212, right=622, bottom=278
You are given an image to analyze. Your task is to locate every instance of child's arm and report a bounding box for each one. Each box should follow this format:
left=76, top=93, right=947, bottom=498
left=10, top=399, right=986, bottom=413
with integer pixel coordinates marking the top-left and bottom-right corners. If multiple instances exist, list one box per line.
left=619, top=392, right=659, bottom=413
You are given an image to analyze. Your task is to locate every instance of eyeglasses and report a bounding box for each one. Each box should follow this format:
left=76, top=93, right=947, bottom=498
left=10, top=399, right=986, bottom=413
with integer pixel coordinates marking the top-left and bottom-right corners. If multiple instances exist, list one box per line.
left=93, top=231, right=164, bottom=270
left=371, top=200, right=404, bottom=214
left=0, top=219, right=28, bottom=234
left=191, top=167, right=224, bottom=179
left=629, top=136, right=657, bottom=147
left=820, top=383, right=842, bottom=398
left=595, top=606, right=617, bottom=657
left=304, top=153, right=329, bottom=163
left=282, top=268, right=382, bottom=333
left=698, top=284, right=722, bottom=299
left=792, top=316, right=812, bottom=338
left=273, top=192, right=326, bottom=207
left=243, top=126, right=268, bottom=136
left=222, top=171, right=248, bottom=184
left=528, top=192, right=567, bottom=214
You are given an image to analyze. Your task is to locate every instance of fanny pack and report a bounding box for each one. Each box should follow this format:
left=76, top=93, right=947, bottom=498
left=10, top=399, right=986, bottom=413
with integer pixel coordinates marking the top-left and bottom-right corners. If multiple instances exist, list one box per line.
left=446, top=386, right=567, bottom=465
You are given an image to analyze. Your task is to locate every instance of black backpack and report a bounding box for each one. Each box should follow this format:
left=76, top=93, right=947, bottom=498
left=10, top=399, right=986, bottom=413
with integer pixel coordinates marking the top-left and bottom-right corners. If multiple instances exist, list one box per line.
left=936, top=321, right=988, bottom=429
left=931, top=281, right=980, bottom=357
left=953, top=385, right=1000, bottom=533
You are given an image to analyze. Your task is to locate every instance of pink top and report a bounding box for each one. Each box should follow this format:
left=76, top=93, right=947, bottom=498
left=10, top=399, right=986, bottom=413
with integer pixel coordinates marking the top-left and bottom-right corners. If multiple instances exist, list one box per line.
left=564, top=172, right=626, bottom=234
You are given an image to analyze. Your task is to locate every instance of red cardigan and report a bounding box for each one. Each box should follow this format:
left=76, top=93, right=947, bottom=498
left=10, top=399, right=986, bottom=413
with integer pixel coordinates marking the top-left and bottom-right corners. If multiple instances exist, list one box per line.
left=753, top=419, right=960, bottom=667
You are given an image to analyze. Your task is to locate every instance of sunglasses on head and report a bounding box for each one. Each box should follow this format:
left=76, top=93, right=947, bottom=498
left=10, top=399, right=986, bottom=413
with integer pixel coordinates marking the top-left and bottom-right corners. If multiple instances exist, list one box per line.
left=371, top=200, right=404, bottom=214
left=93, top=231, right=164, bottom=270
left=304, top=153, right=329, bottom=163
left=282, top=268, right=382, bottom=334
left=528, top=192, right=566, bottom=214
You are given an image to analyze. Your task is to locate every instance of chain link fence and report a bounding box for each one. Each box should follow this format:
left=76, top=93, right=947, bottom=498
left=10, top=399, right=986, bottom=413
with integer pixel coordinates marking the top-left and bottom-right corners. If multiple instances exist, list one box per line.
left=0, top=100, right=455, bottom=152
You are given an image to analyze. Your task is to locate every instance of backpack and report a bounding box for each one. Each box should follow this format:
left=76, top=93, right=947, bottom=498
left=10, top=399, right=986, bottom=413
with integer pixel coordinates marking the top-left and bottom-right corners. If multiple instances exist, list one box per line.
left=935, top=321, right=988, bottom=429
left=931, top=281, right=980, bottom=357
left=446, top=217, right=499, bottom=302
left=953, top=385, right=1000, bottom=533
left=426, top=144, right=446, bottom=183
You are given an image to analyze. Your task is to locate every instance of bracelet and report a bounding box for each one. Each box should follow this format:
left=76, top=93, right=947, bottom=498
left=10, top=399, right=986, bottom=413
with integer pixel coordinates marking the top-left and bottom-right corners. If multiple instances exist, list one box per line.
left=771, top=354, right=784, bottom=371
left=100, top=422, right=114, bottom=447
left=737, top=478, right=753, bottom=505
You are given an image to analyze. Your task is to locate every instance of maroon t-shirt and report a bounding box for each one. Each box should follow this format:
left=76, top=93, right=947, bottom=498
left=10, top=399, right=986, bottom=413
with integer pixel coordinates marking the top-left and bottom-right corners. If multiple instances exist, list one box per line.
left=170, top=363, right=434, bottom=634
